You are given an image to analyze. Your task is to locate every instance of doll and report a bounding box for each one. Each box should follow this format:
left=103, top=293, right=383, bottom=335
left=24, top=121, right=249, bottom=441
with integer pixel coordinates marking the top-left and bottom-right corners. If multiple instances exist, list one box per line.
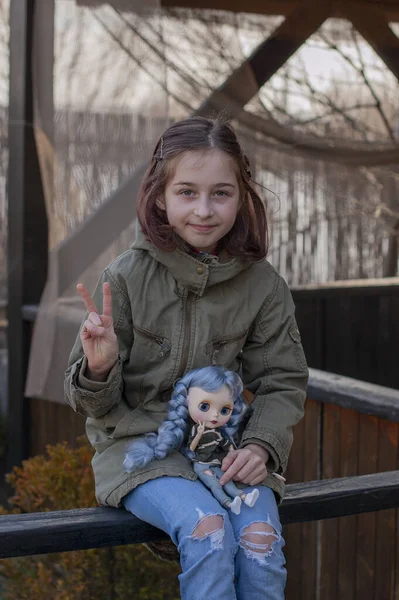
left=123, top=366, right=259, bottom=515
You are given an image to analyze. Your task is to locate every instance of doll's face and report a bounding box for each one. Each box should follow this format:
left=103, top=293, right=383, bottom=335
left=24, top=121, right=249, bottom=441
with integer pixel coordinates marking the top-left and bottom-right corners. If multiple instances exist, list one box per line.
left=187, top=385, right=233, bottom=428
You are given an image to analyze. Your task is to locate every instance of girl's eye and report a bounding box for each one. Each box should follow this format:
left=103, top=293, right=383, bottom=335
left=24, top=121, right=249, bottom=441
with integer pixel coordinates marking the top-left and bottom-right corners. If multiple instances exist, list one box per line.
left=214, top=190, right=228, bottom=197
left=180, top=189, right=195, bottom=196
left=220, top=407, right=232, bottom=416
left=199, top=402, right=210, bottom=412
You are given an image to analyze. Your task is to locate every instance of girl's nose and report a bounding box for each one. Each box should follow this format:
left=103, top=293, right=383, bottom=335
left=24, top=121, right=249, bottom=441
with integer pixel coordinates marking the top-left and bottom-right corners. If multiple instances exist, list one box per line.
left=194, top=196, right=214, bottom=218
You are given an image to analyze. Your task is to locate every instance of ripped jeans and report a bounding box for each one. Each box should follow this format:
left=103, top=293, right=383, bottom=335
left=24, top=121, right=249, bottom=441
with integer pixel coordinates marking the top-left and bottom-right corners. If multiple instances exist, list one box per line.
left=123, top=476, right=286, bottom=600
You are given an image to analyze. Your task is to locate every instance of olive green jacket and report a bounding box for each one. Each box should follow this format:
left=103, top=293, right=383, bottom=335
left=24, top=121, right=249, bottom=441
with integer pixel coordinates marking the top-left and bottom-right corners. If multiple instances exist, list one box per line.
left=65, top=231, right=308, bottom=508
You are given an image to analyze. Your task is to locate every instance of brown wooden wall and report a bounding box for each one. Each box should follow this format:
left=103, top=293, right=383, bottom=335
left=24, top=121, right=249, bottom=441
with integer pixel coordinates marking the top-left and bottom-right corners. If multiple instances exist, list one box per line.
left=284, top=397, right=399, bottom=600
left=292, top=281, right=399, bottom=389
left=28, top=394, right=399, bottom=600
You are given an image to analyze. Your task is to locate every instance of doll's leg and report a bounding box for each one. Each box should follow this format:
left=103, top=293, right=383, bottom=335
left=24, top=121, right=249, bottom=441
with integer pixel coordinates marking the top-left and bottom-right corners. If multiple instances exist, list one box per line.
left=228, top=485, right=286, bottom=600
left=209, top=465, right=259, bottom=507
left=123, top=476, right=237, bottom=600
left=193, top=462, right=241, bottom=513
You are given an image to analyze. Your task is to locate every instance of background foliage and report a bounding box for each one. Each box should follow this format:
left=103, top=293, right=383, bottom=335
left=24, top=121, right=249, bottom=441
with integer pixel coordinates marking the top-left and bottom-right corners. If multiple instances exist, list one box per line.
left=0, top=437, right=181, bottom=599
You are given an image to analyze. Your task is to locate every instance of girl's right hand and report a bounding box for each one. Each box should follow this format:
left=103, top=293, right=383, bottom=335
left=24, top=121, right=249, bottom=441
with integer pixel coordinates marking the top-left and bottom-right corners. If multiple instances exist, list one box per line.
left=77, top=282, right=118, bottom=381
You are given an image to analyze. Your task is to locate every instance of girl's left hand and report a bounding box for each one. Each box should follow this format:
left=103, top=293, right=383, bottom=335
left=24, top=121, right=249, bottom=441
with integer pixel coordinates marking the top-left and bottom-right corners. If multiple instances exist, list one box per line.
left=219, top=444, right=269, bottom=487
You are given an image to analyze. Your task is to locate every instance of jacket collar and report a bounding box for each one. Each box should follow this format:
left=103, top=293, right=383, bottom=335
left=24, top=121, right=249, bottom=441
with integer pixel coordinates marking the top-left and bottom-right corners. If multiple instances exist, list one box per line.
left=132, top=227, right=251, bottom=297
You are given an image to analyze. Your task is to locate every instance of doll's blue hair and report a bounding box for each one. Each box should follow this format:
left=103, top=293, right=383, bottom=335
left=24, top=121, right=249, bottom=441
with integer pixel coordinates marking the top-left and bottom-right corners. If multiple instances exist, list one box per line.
left=123, top=365, right=246, bottom=472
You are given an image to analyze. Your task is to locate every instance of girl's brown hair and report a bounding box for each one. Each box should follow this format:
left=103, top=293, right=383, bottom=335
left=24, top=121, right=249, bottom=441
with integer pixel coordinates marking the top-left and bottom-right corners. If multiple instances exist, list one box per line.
left=136, top=116, right=269, bottom=261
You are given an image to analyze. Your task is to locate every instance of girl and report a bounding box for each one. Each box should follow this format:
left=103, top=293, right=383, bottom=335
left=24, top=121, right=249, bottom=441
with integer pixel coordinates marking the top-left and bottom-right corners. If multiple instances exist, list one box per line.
left=123, top=365, right=260, bottom=515
left=65, top=116, right=308, bottom=600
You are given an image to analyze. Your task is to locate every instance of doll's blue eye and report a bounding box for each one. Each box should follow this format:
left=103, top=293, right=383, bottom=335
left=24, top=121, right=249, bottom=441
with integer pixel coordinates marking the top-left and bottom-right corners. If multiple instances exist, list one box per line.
left=199, top=402, right=210, bottom=412
left=220, top=407, right=232, bottom=416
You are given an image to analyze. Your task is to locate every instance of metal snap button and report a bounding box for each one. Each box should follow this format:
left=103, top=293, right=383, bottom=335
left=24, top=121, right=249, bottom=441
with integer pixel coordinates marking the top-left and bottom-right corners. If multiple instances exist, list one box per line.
left=196, top=266, right=204, bottom=275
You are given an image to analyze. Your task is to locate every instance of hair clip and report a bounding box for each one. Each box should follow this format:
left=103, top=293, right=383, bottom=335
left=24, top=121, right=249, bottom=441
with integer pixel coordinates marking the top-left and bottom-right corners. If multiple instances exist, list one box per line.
left=159, top=136, right=164, bottom=160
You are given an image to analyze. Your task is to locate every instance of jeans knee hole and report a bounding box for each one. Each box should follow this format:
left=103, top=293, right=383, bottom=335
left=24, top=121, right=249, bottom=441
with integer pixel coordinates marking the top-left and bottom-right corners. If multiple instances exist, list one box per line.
left=240, top=522, right=280, bottom=564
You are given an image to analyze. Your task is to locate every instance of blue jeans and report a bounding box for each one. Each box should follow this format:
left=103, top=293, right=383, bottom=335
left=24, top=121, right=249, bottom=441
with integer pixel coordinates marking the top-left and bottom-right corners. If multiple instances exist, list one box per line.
left=123, top=476, right=286, bottom=600
left=193, top=461, right=244, bottom=507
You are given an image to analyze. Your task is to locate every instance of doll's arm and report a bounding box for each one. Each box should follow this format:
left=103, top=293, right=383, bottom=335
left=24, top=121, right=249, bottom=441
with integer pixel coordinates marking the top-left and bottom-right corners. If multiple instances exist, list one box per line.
left=189, top=423, right=205, bottom=451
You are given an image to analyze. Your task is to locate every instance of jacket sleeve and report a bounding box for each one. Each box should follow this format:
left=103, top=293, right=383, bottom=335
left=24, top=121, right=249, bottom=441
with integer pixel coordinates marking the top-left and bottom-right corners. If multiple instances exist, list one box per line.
left=239, top=271, right=308, bottom=474
left=64, top=267, right=133, bottom=419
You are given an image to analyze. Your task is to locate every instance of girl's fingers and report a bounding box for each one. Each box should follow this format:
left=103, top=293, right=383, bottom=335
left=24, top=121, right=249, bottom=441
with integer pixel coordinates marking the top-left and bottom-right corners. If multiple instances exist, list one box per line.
left=77, top=283, right=99, bottom=315
left=233, top=461, right=265, bottom=483
left=220, top=454, right=247, bottom=485
left=88, top=311, right=102, bottom=326
left=102, top=282, right=113, bottom=319
left=248, top=473, right=267, bottom=486
left=83, top=320, right=106, bottom=337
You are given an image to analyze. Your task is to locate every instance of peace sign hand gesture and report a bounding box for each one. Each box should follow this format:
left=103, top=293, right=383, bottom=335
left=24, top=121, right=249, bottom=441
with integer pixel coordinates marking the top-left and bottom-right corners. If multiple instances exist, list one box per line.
left=77, top=282, right=119, bottom=381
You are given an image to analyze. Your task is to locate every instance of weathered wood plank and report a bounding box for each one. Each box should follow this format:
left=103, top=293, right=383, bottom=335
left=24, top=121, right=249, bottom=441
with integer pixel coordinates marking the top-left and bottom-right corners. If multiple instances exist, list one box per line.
left=284, top=404, right=306, bottom=600
left=337, top=409, right=359, bottom=600
left=374, top=420, right=398, bottom=600
left=307, top=369, right=399, bottom=422
left=355, top=414, right=379, bottom=600
left=300, top=399, right=321, bottom=600
left=1, top=472, right=399, bottom=559
left=320, top=403, right=340, bottom=600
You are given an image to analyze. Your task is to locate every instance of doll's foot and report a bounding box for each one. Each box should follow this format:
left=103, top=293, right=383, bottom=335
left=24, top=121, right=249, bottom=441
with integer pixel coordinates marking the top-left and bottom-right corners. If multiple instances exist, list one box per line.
left=227, top=496, right=242, bottom=515
left=242, top=488, right=259, bottom=507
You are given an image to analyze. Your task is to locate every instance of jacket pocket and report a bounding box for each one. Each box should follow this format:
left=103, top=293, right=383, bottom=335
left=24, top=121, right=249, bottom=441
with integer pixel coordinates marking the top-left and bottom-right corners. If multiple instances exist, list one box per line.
left=131, top=324, right=171, bottom=372
left=288, top=321, right=307, bottom=371
left=205, top=330, right=248, bottom=366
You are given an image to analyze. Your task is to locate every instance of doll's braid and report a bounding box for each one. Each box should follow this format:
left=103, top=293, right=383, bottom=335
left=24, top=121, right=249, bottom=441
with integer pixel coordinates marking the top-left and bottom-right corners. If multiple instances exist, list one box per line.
left=123, top=382, right=190, bottom=472
left=153, top=382, right=190, bottom=459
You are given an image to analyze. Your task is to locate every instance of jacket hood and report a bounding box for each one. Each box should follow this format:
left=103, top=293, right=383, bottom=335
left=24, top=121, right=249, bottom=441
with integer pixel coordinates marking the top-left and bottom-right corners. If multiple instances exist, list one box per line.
left=132, top=226, right=251, bottom=296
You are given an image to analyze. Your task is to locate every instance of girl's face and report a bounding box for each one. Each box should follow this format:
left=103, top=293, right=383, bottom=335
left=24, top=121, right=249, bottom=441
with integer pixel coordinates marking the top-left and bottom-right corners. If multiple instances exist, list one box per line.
left=187, top=385, right=233, bottom=429
left=160, top=149, right=241, bottom=254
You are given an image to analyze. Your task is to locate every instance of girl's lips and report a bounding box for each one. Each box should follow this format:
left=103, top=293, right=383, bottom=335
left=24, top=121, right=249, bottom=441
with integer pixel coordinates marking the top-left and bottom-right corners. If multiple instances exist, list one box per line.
left=189, top=224, right=216, bottom=232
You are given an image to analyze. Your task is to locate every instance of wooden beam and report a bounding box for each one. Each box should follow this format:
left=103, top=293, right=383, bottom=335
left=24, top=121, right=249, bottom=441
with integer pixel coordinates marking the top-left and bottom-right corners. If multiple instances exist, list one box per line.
left=342, top=3, right=399, bottom=81
left=7, top=0, right=50, bottom=470
left=55, top=164, right=146, bottom=295
left=195, top=1, right=332, bottom=117
left=78, top=0, right=399, bottom=22
left=0, top=471, right=398, bottom=558
left=307, top=368, right=399, bottom=422
left=161, top=0, right=296, bottom=15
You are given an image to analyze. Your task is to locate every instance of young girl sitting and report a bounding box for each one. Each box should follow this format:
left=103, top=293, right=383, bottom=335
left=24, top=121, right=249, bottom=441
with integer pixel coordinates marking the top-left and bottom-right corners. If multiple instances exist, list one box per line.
left=65, top=115, right=309, bottom=600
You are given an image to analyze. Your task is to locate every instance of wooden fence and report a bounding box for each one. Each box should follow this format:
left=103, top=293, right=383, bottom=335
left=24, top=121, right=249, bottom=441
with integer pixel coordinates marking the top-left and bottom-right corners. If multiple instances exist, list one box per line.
left=292, top=279, right=399, bottom=389
left=284, top=384, right=399, bottom=600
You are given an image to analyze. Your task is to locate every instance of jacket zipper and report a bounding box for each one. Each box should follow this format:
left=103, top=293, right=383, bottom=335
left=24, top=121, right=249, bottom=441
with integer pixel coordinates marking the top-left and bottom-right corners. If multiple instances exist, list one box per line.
left=176, top=292, right=194, bottom=378
left=133, top=324, right=171, bottom=358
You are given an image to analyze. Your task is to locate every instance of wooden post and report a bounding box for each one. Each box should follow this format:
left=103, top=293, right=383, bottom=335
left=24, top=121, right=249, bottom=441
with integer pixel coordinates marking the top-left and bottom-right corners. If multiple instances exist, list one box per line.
left=7, top=0, right=51, bottom=471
